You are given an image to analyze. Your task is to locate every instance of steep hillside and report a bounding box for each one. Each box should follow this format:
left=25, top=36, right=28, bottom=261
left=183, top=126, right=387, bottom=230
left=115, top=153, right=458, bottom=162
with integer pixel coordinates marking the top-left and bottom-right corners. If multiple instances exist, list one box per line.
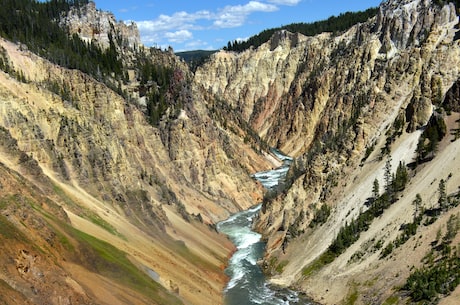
left=0, top=153, right=183, bottom=305
left=196, top=1, right=459, bottom=156
left=0, top=1, right=277, bottom=304
left=195, top=0, right=460, bottom=304
left=2, top=0, right=460, bottom=304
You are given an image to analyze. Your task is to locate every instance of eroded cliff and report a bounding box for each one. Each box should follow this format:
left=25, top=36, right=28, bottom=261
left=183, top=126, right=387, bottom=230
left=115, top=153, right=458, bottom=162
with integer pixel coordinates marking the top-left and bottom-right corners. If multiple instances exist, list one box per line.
left=195, top=0, right=460, bottom=303
left=0, top=3, right=274, bottom=303
left=2, top=0, right=460, bottom=304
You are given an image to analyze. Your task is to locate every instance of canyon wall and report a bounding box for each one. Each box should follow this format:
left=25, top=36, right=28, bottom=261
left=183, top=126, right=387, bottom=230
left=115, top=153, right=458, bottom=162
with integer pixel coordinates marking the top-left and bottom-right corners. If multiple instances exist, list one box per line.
left=195, top=0, right=460, bottom=303
left=1, top=0, right=460, bottom=304
left=0, top=4, right=272, bottom=302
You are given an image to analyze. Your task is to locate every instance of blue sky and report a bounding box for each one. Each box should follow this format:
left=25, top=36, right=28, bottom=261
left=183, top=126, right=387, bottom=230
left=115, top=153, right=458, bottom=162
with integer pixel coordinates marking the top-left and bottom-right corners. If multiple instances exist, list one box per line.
left=93, top=0, right=382, bottom=52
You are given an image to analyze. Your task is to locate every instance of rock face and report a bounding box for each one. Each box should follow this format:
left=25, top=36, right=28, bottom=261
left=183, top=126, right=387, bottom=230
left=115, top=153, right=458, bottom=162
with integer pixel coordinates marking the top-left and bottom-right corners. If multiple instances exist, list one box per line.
left=2, top=0, right=460, bottom=304
left=0, top=13, right=271, bottom=305
left=195, top=0, right=460, bottom=303
left=60, top=1, right=141, bottom=49
left=195, top=1, right=459, bottom=156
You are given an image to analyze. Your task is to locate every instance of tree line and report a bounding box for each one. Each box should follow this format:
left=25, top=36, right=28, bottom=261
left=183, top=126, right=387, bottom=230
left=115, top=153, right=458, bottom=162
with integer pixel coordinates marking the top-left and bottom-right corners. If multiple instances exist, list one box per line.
left=0, top=0, right=185, bottom=127
left=328, top=158, right=408, bottom=256
left=301, top=157, right=409, bottom=276
left=224, top=7, right=378, bottom=53
left=0, top=0, right=123, bottom=81
left=404, top=212, right=460, bottom=302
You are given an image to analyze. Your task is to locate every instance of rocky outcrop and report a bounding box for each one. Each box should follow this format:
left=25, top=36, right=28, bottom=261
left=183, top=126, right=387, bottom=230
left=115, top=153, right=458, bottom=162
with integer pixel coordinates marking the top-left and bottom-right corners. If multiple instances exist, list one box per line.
left=195, top=1, right=459, bottom=156
left=194, top=31, right=309, bottom=154
left=443, top=77, right=460, bottom=112
left=60, top=1, right=141, bottom=49
left=0, top=24, right=272, bottom=303
left=2, top=0, right=460, bottom=304
left=195, top=0, right=460, bottom=303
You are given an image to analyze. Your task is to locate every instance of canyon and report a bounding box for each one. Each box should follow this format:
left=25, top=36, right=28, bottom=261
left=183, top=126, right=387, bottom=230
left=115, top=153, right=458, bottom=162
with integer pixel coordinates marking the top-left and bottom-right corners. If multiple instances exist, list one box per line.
left=0, top=0, right=460, bottom=304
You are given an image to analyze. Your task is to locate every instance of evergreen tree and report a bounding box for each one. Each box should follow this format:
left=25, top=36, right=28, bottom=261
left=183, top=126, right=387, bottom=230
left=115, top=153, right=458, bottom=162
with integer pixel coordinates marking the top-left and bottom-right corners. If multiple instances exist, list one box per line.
left=372, top=178, right=380, bottom=200
left=427, top=128, right=440, bottom=158
left=443, top=214, right=459, bottom=243
left=438, top=179, right=447, bottom=211
left=415, top=115, right=446, bottom=163
left=415, top=136, right=426, bottom=163
left=413, top=193, right=422, bottom=223
left=393, top=161, right=408, bottom=191
left=384, top=156, right=393, bottom=200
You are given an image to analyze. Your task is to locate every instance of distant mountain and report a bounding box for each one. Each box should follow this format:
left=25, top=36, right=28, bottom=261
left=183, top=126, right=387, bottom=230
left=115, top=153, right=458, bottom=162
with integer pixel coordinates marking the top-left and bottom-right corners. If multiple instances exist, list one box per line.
left=175, top=50, right=217, bottom=71
left=175, top=50, right=217, bottom=62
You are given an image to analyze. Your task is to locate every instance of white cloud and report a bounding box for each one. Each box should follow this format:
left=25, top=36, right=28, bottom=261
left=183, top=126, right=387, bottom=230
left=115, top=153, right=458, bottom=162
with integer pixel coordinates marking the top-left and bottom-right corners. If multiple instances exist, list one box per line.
left=214, top=1, right=278, bottom=28
left=118, top=6, right=139, bottom=14
left=267, top=0, right=302, bottom=5
left=185, top=39, right=212, bottom=49
left=136, top=1, right=284, bottom=48
left=137, top=10, right=212, bottom=33
left=139, top=34, right=161, bottom=46
left=164, top=30, right=193, bottom=43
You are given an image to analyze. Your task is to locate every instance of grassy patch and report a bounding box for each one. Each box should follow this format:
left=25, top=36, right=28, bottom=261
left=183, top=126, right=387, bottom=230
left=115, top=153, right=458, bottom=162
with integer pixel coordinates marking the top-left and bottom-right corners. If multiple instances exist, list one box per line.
left=0, top=195, right=12, bottom=209
left=52, top=183, right=124, bottom=238
left=275, top=260, right=289, bottom=273
left=52, top=183, right=78, bottom=208
left=0, top=214, right=28, bottom=241
left=382, top=295, right=399, bottom=305
left=363, top=276, right=379, bottom=287
left=343, top=285, right=358, bottom=305
left=85, top=212, right=124, bottom=239
left=0, top=194, right=32, bottom=210
left=170, top=239, right=218, bottom=273
left=268, top=257, right=289, bottom=274
left=55, top=227, right=74, bottom=251
left=68, top=226, right=183, bottom=305
left=301, top=251, right=335, bottom=277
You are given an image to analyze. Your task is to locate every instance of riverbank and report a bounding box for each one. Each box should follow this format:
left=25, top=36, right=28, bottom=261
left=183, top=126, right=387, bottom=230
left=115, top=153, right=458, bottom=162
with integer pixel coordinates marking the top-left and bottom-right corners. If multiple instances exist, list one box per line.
left=218, top=149, right=316, bottom=304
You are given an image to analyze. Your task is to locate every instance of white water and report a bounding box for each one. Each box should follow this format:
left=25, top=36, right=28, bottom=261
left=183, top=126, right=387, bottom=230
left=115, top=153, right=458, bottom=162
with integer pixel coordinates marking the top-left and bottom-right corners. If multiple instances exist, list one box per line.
left=217, top=149, right=313, bottom=305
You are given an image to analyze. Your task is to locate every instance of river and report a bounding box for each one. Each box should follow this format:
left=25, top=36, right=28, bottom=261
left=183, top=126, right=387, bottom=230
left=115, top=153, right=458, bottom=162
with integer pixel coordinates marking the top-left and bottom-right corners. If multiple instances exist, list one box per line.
left=217, top=150, right=314, bottom=305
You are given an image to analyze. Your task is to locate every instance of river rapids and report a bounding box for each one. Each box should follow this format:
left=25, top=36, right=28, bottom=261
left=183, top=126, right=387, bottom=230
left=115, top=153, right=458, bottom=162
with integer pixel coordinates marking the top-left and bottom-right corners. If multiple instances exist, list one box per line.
left=217, top=150, right=314, bottom=305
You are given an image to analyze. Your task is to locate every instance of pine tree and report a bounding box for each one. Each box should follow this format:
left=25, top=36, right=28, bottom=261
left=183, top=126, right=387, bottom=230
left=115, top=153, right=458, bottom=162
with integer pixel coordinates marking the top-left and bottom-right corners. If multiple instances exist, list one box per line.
left=413, top=194, right=422, bottom=223
left=415, top=137, right=426, bottom=163
left=427, top=128, right=439, bottom=158
left=384, top=156, right=393, bottom=201
left=372, top=178, right=379, bottom=200
left=393, top=161, right=408, bottom=191
left=438, top=179, right=447, bottom=211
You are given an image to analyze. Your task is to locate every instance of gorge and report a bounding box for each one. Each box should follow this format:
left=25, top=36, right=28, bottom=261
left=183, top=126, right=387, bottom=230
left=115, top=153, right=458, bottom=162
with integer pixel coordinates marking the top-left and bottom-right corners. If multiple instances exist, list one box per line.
left=0, top=0, right=460, bottom=304
left=217, top=150, right=311, bottom=305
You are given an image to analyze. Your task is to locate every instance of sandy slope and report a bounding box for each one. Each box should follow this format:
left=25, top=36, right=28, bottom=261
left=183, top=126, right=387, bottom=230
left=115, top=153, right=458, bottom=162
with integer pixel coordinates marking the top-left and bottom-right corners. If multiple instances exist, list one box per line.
left=0, top=37, right=241, bottom=305
left=45, top=167, right=233, bottom=305
left=302, top=113, right=460, bottom=304
left=268, top=112, right=460, bottom=304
